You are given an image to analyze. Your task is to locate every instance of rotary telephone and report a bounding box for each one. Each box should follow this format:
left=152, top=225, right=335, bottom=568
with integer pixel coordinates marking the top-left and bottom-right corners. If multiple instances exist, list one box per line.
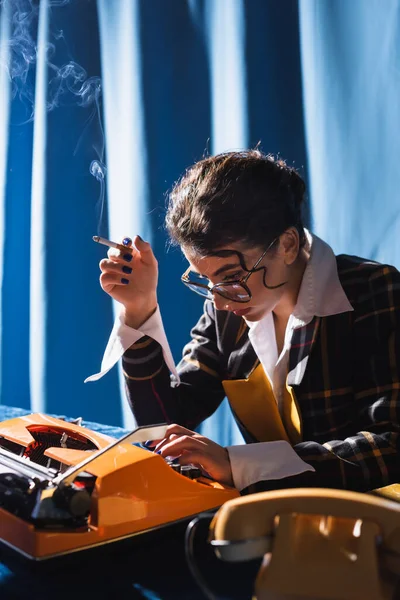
left=191, top=488, right=400, bottom=600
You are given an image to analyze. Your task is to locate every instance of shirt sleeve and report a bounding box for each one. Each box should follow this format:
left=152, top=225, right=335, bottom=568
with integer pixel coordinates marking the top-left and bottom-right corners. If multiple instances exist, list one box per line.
left=227, top=441, right=315, bottom=491
left=84, top=306, right=180, bottom=383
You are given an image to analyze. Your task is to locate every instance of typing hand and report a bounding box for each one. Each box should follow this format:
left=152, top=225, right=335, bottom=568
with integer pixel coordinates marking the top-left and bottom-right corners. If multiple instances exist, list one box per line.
left=150, top=424, right=234, bottom=487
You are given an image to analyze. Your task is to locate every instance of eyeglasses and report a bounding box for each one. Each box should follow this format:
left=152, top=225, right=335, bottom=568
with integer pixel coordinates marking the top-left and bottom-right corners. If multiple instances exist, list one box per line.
left=181, top=237, right=279, bottom=303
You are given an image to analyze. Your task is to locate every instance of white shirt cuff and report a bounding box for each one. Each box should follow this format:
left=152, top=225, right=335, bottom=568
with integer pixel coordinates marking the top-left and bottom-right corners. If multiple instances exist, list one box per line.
left=85, top=306, right=180, bottom=384
left=227, top=440, right=315, bottom=491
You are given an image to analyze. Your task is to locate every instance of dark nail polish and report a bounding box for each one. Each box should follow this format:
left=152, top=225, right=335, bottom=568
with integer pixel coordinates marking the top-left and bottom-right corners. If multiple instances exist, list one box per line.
left=143, top=440, right=154, bottom=448
left=137, top=235, right=148, bottom=243
left=156, top=450, right=162, bottom=455
left=121, top=278, right=129, bottom=285
left=123, top=253, right=132, bottom=262
left=122, top=265, right=132, bottom=274
left=123, top=237, right=132, bottom=246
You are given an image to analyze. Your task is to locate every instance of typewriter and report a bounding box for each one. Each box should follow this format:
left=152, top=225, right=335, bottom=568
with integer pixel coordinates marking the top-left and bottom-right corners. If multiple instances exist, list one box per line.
left=0, top=413, right=238, bottom=560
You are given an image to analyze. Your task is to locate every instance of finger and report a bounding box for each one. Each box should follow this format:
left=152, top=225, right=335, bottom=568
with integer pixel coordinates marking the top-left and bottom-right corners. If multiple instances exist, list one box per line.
left=153, top=426, right=197, bottom=453
left=142, top=440, right=157, bottom=449
left=153, top=433, right=182, bottom=452
left=100, top=272, right=131, bottom=291
left=99, top=258, right=133, bottom=277
left=145, top=433, right=173, bottom=449
left=157, top=436, right=206, bottom=457
left=133, top=235, right=157, bottom=265
left=107, top=246, right=136, bottom=264
left=164, top=424, right=197, bottom=437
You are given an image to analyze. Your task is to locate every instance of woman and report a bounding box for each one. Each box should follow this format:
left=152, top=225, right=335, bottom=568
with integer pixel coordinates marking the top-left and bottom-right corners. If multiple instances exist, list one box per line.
left=87, top=150, right=400, bottom=495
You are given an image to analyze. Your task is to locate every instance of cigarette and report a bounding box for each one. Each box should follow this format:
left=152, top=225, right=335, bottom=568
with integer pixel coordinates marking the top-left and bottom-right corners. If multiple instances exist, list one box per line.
left=92, top=236, right=133, bottom=253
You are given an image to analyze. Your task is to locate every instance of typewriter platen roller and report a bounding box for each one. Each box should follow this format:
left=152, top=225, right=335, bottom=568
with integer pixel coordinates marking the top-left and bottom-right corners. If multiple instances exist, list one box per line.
left=0, top=413, right=238, bottom=560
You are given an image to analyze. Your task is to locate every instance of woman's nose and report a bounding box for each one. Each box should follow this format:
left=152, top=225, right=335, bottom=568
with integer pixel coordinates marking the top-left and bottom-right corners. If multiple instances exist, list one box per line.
left=212, top=293, right=231, bottom=311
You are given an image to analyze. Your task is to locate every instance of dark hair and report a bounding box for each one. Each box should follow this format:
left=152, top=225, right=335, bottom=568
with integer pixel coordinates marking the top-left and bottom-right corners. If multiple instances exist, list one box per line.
left=165, top=149, right=306, bottom=255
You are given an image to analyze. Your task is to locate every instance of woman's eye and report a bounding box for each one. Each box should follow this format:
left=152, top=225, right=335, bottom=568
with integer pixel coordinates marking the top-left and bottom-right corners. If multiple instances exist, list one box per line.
left=222, top=271, right=243, bottom=282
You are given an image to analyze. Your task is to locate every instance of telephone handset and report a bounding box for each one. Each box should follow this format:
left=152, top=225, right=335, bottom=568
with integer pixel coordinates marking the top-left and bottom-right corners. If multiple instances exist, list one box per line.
left=209, top=488, right=400, bottom=600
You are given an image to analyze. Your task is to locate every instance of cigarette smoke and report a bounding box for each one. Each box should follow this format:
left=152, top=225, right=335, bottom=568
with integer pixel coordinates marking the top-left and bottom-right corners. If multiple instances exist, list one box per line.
left=2, top=0, right=107, bottom=234
left=90, top=158, right=106, bottom=229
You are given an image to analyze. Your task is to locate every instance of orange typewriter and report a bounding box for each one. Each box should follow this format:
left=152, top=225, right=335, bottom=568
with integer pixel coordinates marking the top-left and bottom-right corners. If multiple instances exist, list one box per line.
left=0, top=413, right=238, bottom=560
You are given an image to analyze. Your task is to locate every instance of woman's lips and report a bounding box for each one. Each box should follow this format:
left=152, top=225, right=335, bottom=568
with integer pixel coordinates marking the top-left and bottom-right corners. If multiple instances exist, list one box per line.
left=232, top=307, right=252, bottom=317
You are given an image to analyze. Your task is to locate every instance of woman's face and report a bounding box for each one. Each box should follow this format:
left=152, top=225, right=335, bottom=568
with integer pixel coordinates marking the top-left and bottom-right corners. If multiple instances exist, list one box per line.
left=183, top=232, right=300, bottom=322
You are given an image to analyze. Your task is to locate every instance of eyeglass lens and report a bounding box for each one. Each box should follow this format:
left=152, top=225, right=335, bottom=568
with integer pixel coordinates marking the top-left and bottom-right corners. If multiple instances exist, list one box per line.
left=184, top=281, right=250, bottom=302
left=213, top=283, right=250, bottom=302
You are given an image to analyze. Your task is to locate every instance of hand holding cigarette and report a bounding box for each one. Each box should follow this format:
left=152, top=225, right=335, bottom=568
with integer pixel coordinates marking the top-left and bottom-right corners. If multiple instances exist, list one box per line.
left=95, top=235, right=158, bottom=329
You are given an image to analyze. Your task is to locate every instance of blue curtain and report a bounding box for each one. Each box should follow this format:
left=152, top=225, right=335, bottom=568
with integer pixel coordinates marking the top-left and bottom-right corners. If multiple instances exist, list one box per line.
left=299, top=0, right=400, bottom=264
left=4, top=0, right=396, bottom=443
left=0, top=0, right=120, bottom=425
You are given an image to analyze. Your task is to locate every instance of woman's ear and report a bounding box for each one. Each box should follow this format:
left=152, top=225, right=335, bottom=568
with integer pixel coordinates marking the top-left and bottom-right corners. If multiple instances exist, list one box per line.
left=280, top=228, right=300, bottom=266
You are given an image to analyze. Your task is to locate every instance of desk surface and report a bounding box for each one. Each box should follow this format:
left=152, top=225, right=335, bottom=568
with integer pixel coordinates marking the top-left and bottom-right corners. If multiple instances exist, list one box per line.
left=0, top=406, right=258, bottom=600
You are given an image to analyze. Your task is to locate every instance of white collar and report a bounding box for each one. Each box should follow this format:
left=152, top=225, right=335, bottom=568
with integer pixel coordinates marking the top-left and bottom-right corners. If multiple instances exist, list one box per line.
left=247, top=230, right=353, bottom=331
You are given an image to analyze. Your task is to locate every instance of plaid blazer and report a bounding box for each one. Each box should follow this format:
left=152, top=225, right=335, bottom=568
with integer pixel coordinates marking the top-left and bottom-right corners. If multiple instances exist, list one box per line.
left=122, top=254, right=400, bottom=494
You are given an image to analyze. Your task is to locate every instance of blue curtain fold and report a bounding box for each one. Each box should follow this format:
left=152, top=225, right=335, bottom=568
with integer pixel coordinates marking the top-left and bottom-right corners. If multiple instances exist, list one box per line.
left=2, top=0, right=397, bottom=443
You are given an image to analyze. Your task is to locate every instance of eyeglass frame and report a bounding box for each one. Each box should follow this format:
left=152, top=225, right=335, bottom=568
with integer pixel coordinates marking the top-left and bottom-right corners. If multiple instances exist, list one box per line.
left=181, top=236, right=279, bottom=303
